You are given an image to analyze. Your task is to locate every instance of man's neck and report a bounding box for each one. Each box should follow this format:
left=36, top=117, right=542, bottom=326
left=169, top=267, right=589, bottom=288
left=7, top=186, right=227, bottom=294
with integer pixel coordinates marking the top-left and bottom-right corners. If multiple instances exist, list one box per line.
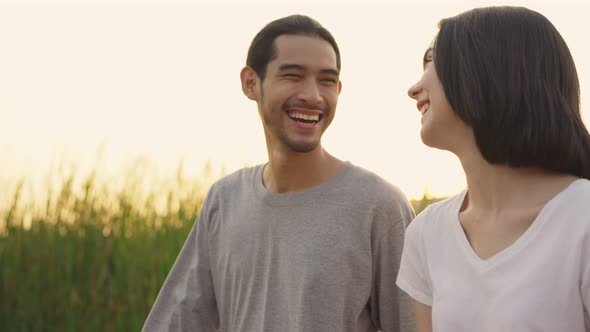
left=263, top=146, right=343, bottom=193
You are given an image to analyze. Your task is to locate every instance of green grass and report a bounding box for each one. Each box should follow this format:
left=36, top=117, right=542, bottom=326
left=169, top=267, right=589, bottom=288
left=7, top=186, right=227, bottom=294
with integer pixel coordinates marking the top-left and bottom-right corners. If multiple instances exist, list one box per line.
left=0, top=167, right=443, bottom=332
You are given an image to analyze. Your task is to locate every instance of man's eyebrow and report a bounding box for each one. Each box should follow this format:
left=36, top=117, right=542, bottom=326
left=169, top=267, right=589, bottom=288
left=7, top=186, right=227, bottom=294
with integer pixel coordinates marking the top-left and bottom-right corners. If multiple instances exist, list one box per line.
left=278, top=64, right=339, bottom=76
left=278, top=64, right=305, bottom=71
left=320, top=68, right=340, bottom=76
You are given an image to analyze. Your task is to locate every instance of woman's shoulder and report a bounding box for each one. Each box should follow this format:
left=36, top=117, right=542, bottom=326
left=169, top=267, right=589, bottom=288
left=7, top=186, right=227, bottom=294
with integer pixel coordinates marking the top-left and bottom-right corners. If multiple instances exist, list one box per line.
left=408, top=191, right=466, bottom=234
left=553, top=178, right=590, bottom=211
left=417, top=191, right=465, bottom=219
left=565, top=178, right=590, bottom=194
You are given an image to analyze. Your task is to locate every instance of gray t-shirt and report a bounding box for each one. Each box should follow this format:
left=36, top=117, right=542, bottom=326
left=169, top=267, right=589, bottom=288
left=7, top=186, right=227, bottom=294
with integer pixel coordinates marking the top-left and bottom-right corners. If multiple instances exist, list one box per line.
left=142, top=162, right=416, bottom=332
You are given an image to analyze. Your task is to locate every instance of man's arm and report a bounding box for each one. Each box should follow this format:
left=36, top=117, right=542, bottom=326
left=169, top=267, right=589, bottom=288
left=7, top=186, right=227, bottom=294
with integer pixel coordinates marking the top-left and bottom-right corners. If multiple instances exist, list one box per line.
left=370, top=197, right=416, bottom=332
left=142, top=199, right=219, bottom=332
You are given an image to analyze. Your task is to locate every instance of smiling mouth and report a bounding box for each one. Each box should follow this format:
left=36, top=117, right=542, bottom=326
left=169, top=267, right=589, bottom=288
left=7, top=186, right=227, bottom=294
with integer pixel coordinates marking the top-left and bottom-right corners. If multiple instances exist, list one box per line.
left=419, top=102, right=430, bottom=115
left=288, top=111, right=323, bottom=125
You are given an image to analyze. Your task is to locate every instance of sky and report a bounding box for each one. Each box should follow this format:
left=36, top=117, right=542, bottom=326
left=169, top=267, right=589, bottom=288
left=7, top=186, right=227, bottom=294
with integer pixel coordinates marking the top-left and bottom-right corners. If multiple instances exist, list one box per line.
left=1, top=0, right=589, bottom=200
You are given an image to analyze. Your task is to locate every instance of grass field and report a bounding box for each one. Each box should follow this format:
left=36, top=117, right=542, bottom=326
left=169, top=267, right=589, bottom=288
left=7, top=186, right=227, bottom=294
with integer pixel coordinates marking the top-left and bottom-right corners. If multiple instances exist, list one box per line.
left=0, top=168, right=442, bottom=332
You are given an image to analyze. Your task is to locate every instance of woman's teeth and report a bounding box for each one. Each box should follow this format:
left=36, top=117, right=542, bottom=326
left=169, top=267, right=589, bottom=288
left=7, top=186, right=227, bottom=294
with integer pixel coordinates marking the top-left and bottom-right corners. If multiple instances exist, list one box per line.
left=420, top=103, right=430, bottom=114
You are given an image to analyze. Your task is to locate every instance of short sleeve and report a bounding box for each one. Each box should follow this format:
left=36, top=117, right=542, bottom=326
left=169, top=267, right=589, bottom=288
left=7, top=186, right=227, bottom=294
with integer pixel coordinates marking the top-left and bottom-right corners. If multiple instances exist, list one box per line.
left=396, top=212, right=433, bottom=306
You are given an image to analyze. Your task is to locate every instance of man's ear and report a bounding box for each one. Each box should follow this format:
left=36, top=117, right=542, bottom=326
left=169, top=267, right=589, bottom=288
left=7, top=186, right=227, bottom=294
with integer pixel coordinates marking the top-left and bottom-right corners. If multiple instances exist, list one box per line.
left=240, top=66, right=259, bottom=101
left=337, top=80, right=342, bottom=94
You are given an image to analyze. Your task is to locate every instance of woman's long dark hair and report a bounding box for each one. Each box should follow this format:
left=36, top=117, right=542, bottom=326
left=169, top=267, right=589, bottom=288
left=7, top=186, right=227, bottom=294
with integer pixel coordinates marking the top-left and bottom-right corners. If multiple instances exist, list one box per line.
left=435, top=6, right=590, bottom=179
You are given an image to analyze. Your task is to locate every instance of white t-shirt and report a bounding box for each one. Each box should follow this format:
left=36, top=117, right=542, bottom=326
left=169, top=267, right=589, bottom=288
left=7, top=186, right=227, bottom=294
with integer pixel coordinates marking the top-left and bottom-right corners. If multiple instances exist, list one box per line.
left=397, top=179, right=590, bottom=332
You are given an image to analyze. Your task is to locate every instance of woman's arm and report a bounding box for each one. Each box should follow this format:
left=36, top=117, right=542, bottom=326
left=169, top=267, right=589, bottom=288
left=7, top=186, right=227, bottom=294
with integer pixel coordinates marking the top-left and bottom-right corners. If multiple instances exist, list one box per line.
left=414, top=300, right=433, bottom=332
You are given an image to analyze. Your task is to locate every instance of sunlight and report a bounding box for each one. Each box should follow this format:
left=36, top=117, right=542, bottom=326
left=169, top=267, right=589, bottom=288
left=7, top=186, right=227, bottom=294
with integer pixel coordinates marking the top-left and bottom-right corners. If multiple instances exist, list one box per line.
left=1, top=0, right=588, bottom=201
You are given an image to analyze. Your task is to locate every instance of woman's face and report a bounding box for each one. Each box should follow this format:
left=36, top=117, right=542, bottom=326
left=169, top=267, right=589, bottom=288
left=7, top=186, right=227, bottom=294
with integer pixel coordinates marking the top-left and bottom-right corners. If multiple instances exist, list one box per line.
left=407, top=44, right=472, bottom=152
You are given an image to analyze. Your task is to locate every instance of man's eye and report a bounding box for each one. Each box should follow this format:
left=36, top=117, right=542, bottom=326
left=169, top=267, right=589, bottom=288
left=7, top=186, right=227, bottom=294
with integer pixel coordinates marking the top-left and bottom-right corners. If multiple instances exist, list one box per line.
left=284, top=74, right=301, bottom=78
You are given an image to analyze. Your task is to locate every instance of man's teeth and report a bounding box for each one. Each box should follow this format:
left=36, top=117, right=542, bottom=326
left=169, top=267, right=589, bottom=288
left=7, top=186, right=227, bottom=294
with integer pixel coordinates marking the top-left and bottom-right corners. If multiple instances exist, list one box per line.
left=290, top=113, right=320, bottom=121
left=420, top=103, right=430, bottom=114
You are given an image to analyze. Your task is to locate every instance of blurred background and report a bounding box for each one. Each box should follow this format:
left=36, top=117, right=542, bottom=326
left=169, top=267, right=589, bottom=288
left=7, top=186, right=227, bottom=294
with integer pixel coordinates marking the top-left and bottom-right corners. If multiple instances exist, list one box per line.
left=1, top=0, right=588, bottom=330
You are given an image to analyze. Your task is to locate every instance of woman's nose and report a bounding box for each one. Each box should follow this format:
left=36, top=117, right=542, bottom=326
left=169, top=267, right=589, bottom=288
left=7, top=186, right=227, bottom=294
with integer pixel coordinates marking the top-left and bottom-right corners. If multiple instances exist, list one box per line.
left=407, top=81, right=422, bottom=99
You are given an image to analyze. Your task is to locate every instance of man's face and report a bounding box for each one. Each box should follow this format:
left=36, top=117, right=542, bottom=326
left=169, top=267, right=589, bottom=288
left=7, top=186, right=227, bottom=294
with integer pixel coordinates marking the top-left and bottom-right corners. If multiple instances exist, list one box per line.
left=253, top=34, right=341, bottom=153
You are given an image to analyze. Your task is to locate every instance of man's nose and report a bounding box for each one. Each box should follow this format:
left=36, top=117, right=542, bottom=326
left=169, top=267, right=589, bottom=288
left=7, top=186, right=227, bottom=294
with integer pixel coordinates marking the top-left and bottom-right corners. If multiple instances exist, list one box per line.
left=298, top=80, right=323, bottom=106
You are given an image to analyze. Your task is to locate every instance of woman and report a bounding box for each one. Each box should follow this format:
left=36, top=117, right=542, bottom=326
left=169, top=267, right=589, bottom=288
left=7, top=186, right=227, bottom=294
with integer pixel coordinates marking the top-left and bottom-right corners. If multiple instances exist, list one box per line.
left=397, top=6, right=590, bottom=332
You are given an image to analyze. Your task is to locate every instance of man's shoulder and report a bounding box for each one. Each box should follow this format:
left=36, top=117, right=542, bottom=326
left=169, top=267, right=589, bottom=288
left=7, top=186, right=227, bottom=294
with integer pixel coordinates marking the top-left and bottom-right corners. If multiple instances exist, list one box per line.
left=344, top=162, right=409, bottom=203
left=210, top=164, right=263, bottom=193
left=342, top=163, right=415, bottom=229
left=200, top=164, right=263, bottom=214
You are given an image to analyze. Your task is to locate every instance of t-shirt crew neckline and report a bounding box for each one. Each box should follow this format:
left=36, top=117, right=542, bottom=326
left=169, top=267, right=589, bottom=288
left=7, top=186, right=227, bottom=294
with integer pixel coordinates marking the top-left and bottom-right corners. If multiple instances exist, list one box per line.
left=451, top=179, right=585, bottom=271
left=253, top=161, right=353, bottom=207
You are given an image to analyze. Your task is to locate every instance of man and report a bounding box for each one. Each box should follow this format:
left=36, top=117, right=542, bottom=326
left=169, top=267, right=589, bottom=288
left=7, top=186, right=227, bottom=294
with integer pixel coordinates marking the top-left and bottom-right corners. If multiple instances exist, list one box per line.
left=142, top=14, right=415, bottom=332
